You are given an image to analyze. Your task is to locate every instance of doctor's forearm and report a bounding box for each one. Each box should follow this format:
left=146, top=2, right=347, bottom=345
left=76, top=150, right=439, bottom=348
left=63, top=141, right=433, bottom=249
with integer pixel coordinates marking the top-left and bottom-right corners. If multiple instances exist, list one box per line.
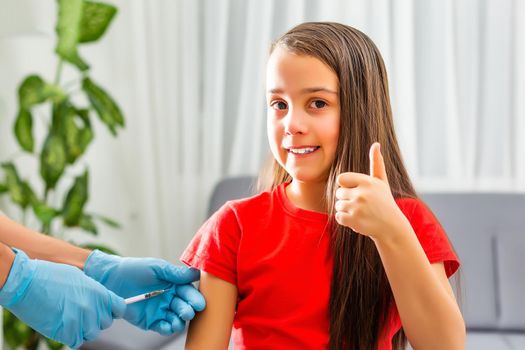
left=0, top=216, right=90, bottom=269
left=0, top=243, right=16, bottom=288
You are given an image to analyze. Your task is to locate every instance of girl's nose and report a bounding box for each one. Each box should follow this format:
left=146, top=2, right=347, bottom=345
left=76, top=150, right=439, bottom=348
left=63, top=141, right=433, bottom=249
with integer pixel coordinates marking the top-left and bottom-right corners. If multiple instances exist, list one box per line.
left=284, top=109, right=308, bottom=135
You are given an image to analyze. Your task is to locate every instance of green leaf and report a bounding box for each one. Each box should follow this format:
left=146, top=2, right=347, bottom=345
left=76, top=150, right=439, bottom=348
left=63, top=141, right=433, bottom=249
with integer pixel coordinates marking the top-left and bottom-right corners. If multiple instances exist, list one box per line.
left=78, top=126, right=94, bottom=153
left=55, top=0, right=89, bottom=71
left=63, top=113, right=82, bottom=163
left=31, top=199, right=60, bottom=227
left=71, top=107, right=94, bottom=159
left=22, top=181, right=36, bottom=201
left=62, top=170, right=89, bottom=226
left=18, top=75, right=45, bottom=108
left=80, top=243, right=118, bottom=255
left=14, top=108, right=34, bottom=152
left=93, top=213, right=121, bottom=229
left=75, top=107, right=91, bottom=123
left=40, top=133, right=67, bottom=190
left=52, top=102, right=94, bottom=163
left=0, top=183, right=7, bottom=194
left=79, top=214, right=98, bottom=234
left=1, top=164, right=26, bottom=206
left=57, top=102, right=82, bottom=163
left=51, top=100, right=66, bottom=131
left=79, top=1, right=117, bottom=43
left=1, top=163, right=31, bottom=208
left=82, top=77, right=124, bottom=135
left=74, top=108, right=95, bottom=152
left=18, top=75, right=64, bottom=109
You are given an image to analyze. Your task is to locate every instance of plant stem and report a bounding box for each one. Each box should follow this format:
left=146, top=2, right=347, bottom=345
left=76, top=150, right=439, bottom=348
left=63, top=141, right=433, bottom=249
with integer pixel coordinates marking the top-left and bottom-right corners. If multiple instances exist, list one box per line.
left=54, top=59, right=64, bottom=86
left=26, top=330, right=40, bottom=350
left=62, top=77, right=82, bottom=91
left=41, top=188, right=51, bottom=234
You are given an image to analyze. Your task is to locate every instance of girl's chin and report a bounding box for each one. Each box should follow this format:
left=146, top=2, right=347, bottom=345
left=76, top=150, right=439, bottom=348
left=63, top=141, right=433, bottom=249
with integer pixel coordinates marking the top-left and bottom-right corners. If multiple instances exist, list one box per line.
left=286, top=170, right=327, bottom=184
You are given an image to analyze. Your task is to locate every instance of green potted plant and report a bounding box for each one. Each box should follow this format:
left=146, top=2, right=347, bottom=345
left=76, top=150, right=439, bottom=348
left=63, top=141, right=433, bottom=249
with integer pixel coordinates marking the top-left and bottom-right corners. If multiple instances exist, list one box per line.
left=0, top=0, right=124, bottom=348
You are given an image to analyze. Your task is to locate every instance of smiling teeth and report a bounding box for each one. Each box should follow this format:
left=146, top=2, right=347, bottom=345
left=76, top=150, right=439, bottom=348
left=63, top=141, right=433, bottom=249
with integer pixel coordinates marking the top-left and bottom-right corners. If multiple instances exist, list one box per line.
left=288, top=147, right=318, bottom=154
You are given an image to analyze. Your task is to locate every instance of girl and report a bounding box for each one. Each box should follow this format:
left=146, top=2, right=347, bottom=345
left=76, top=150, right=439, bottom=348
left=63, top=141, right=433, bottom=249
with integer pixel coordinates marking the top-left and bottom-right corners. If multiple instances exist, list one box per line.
left=181, top=22, right=465, bottom=350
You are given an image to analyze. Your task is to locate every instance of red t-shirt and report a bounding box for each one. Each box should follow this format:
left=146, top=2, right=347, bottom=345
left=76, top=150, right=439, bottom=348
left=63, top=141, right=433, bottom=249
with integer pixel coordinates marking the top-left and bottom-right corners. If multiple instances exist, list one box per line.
left=181, top=182, right=459, bottom=349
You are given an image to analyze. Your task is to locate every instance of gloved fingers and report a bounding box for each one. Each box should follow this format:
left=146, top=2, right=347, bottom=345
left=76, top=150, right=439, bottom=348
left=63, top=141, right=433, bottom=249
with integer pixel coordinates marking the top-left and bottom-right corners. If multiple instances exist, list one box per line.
left=83, top=327, right=101, bottom=343
left=100, top=308, right=115, bottom=330
left=176, top=283, right=206, bottom=312
left=149, top=319, right=174, bottom=336
left=170, top=296, right=195, bottom=321
left=60, top=335, right=81, bottom=350
left=163, top=311, right=185, bottom=333
left=171, top=313, right=187, bottom=333
left=108, top=290, right=126, bottom=319
left=158, top=265, right=200, bottom=284
left=68, top=339, right=83, bottom=350
left=170, top=296, right=196, bottom=321
left=165, top=311, right=175, bottom=323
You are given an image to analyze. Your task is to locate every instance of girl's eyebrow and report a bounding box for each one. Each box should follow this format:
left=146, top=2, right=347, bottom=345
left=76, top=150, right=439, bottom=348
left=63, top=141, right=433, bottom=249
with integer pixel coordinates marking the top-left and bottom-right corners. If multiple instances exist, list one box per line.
left=267, top=87, right=338, bottom=95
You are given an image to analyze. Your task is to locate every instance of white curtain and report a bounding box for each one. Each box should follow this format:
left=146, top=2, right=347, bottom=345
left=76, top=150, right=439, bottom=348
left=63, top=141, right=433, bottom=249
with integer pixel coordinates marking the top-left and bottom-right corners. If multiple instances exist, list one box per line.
left=0, top=0, right=524, bottom=262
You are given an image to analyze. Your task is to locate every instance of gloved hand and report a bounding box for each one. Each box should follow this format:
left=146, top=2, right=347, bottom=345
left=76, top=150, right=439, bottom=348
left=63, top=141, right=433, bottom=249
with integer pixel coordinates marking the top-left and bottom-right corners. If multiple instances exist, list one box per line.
left=84, top=250, right=205, bottom=335
left=0, top=249, right=125, bottom=349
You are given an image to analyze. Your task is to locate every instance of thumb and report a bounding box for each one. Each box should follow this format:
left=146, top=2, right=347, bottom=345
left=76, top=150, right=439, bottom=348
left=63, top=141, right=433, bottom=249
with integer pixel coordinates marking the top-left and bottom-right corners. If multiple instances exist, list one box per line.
left=369, top=142, right=388, bottom=183
left=161, top=265, right=201, bottom=284
left=108, top=290, right=126, bottom=319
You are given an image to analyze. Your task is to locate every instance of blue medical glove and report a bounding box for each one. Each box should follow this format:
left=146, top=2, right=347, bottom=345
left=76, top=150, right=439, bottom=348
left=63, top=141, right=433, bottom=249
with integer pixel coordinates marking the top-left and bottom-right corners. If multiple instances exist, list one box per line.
left=0, top=249, right=125, bottom=349
left=84, top=250, right=205, bottom=335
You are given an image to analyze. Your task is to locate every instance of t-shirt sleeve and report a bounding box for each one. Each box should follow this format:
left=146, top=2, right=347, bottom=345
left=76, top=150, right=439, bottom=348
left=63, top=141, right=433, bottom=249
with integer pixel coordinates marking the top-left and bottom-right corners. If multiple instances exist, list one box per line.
left=400, top=198, right=460, bottom=278
left=180, top=202, right=241, bottom=285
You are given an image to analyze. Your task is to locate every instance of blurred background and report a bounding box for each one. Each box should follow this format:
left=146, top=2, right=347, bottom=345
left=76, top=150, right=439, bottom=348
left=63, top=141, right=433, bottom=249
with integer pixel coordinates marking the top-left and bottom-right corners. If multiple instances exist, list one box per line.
left=0, top=0, right=524, bottom=349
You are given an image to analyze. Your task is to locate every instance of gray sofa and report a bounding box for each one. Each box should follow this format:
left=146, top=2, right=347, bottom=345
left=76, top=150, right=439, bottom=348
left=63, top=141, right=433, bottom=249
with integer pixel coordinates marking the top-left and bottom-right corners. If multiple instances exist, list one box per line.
left=82, top=176, right=525, bottom=350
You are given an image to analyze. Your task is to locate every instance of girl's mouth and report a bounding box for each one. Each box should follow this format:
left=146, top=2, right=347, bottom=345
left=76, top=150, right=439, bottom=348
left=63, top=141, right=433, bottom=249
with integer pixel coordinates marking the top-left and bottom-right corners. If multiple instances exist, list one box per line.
left=286, top=146, right=320, bottom=155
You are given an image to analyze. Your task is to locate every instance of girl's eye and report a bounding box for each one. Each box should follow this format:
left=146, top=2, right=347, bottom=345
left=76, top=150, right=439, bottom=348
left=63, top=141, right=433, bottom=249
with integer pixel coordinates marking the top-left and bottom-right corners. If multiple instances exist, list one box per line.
left=310, top=100, right=327, bottom=109
left=272, top=101, right=288, bottom=110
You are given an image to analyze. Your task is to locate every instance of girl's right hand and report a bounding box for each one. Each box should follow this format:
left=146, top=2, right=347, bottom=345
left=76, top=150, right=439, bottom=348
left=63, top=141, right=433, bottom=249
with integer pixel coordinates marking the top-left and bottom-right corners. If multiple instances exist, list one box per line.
left=335, top=143, right=412, bottom=242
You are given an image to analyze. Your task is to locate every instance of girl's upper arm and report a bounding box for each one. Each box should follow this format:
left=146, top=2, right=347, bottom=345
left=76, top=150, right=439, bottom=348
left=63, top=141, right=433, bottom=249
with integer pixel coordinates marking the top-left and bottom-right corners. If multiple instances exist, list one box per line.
left=431, top=262, right=457, bottom=302
left=185, top=271, right=238, bottom=350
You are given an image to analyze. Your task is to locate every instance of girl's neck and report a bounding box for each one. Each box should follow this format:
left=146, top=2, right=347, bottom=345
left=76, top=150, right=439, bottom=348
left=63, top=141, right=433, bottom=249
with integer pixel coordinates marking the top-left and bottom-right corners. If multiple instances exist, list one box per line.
left=286, top=179, right=328, bottom=213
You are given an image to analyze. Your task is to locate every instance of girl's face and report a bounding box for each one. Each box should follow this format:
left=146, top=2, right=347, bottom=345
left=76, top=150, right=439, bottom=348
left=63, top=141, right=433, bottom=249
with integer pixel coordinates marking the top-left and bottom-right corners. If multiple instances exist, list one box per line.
left=266, top=47, right=340, bottom=184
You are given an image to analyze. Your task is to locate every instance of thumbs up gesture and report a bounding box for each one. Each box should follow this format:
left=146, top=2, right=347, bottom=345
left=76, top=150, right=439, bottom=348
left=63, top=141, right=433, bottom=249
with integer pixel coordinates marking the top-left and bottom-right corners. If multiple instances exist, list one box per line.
left=335, top=143, right=409, bottom=240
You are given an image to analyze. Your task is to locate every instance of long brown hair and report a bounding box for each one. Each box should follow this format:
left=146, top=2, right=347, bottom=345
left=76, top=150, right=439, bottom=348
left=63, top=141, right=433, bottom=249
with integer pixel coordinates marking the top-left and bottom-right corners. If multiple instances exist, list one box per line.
left=259, top=22, right=416, bottom=349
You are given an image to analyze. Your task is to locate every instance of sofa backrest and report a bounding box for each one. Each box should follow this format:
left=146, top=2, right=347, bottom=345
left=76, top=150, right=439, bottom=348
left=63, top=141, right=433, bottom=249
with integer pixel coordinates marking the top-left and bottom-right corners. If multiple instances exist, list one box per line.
left=422, top=193, right=525, bottom=332
left=208, top=176, right=525, bottom=332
